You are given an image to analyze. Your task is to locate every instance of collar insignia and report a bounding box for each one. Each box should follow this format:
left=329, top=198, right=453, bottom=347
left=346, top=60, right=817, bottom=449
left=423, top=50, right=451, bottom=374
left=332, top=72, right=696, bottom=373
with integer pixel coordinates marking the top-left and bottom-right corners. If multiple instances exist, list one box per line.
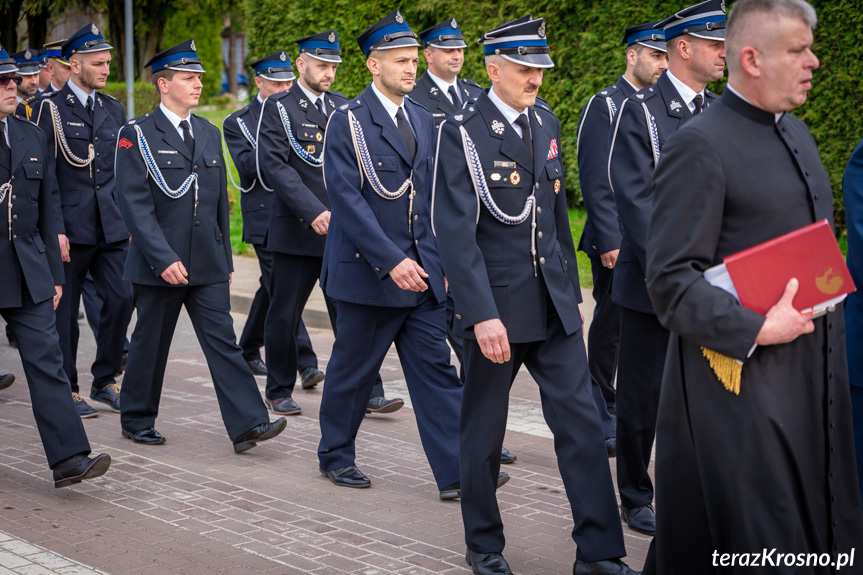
left=299, top=98, right=308, bottom=109
left=491, top=119, right=505, bottom=135
left=328, top=98, right=335, bottom=108
left=66, top=93, right=76, bottom=104
left=534, top=110, right=542, bottom=126
left=430, top=86, right=439, bottom=95
left=670, top=99, right=682, bottom=111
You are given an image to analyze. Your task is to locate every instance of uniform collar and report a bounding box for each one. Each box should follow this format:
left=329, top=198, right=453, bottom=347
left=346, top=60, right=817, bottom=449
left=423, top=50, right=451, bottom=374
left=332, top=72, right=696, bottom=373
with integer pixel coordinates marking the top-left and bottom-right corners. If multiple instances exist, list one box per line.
left=427, top=70, right=459, bottom=95
left=665, top=70, right=703, bottom=109
left=159, top=102, right=193, bottom=134
left=620, top=75, right=639, bottom=92
left=371, top=80, right=407, bottom=125
left=488, top=85, right=526, bottom=127
left=296, top=80, right=324, bottom=107
left=67, top=77, right=95, bottom=107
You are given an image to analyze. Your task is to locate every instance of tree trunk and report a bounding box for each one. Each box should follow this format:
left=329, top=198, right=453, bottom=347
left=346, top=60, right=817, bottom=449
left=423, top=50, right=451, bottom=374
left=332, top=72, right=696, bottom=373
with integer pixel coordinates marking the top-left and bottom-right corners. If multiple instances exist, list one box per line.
left=26, top=6, right=49, bottom=50
left=107, top=0, right=125, bottom=81
left=225, top=15, right=237, bottom=96
left=0, top=0, right=25, bottom=51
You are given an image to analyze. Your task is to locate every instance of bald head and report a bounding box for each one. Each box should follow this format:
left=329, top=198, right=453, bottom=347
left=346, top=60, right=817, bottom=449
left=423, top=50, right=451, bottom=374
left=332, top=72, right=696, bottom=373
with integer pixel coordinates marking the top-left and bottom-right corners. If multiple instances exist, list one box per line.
left=727, top=0, right=816, bottom=77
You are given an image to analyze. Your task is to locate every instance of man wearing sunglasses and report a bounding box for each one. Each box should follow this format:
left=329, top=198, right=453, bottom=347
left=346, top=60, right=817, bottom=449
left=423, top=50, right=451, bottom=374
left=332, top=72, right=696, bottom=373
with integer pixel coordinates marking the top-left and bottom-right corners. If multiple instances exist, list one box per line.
left=0, top=44, right=111, bottom=488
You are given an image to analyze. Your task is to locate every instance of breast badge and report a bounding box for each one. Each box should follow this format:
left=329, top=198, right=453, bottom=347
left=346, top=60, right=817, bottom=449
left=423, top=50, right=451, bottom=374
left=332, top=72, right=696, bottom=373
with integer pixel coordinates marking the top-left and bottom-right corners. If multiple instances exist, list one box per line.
left=554, top=178, right=561, bottom=194
left=510, top=171, right=520, bottom=185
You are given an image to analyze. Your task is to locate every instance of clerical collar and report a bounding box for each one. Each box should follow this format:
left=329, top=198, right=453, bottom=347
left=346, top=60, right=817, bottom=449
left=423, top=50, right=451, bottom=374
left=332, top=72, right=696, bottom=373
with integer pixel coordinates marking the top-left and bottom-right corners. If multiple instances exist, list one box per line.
left=726, top=84, right=784, bottom=123
left=666, top=70, right=704, bottom=110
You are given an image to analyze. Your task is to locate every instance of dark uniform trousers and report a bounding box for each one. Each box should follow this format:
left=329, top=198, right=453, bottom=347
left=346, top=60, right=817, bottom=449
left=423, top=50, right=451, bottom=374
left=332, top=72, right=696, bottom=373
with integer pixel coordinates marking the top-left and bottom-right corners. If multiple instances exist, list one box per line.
left=122, top=282, right=268, bottom=439
left=37, top=84, right=132, bottom=394
left=116, top=108, right=269, bottom=440
left=609, top=71, right=714, bottom=510
left=317, top=86, right=459, bottom=488
left=1, top=114, right=91, bottom=466
left=589, top=257, right=619, bottom=438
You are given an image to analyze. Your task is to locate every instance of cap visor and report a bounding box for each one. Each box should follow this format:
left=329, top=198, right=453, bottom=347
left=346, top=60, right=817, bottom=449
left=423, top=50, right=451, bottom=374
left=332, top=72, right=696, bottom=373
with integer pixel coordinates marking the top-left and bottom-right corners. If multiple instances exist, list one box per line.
left=0, top=64, right=19, bottom=74
left=165, top=64, right=206, bottom=73
left=260, top=71, right=296, bottom=81
left=304, top=53, right=342, bottom=63
left=429, top=39, right=467, bottom=49
left=635, top=40, right=667, bottom=52
left=374, top=37, right=421, bottom=51
left=18, top=69, right=40, bottom=75
left=500, top=53, right=555, bottom=69
left=77, top=42, right=114, bottom=54
left=688, top=29, right=726, bottom=41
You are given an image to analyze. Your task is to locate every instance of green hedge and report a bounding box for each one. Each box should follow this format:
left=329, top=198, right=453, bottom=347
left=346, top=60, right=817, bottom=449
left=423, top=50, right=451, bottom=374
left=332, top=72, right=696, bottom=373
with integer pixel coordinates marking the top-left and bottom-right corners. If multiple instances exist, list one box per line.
left=245, top=0, right=861, bottom=233
left=103, top=82, right=161, bottom=117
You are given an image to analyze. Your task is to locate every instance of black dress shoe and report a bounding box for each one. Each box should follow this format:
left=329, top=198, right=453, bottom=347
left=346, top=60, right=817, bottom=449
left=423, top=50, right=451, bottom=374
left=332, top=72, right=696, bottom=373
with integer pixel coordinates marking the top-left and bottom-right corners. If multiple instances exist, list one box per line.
left=300, top=367, right=325, bottom=389
left=465, top=549, right=513, bottom=575
left=0, top=373, right=14, bottom=390
left=320, top=465, right=371, bottom=488
left=620, top=503, right=655, bottom=536
left=440, top=471, right=510, bottom=500
left=366, top=395, right=404, bottom=414
left=233, top=417, right=287, bottom=453
left=72, top=392, right=98, bottom=419
left=573, top=558, right=639, bottom=575
left=122, top=427, right=166, bottom=445
left=246, top=358, right=268, bottom=376
left=500, top=446, right=517, bottom=464
left=90, top=383, right=121, bottom=413
left=267, top=396, right=301, bottom=415
left=605, top=437, right=617, bottom=458
left=52, top=453, right=111, bottom=488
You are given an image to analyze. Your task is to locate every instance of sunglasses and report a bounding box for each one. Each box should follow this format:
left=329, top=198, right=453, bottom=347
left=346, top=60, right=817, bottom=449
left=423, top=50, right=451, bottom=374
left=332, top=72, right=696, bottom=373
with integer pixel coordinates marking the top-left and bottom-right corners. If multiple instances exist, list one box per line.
left=0, top=75, right=23, bottom=88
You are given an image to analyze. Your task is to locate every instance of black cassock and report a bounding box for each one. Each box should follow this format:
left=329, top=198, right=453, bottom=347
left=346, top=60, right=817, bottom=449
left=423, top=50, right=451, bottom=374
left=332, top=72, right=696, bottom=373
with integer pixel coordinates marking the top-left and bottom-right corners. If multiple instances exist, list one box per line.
left=647, top=90, right=863, bottom=574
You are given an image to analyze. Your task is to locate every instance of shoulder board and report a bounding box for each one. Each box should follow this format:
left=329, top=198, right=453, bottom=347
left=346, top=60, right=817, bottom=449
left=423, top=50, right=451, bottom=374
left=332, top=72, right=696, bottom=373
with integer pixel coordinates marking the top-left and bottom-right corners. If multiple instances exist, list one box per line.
left=597, top=83, right=621, bottom=98
left=192, top=113, right=216, bottom=127
left=99, top=92, right=120, bottom=102
left=8, top=114, right=37, bottom=128
left=630, top=86, right=658, bottom=103
left=43, top=90, right=62, bottom=98
left=346, top=97, right=364, bottom=111
left=446, top=105, right=478, bottom=126
left=21, top=93, right=40, bottom=105
left=534, top=96, right=555, bottom=114
left=705, top=88, right=717, bottom=99
left=462, top=78, right=482, bottom=88
left=271, top=89, right=292, bottom=101
left=126, top=112, right=151, bottom=126
left=328, top=90, right=347, bottom=99
left=405, top=94, right=431, bottom=113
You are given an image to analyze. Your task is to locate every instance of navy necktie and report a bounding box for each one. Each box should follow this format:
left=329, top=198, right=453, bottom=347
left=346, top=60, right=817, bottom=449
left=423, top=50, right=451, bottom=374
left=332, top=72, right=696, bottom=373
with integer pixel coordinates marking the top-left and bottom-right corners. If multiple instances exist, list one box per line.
left=315, top=98, right=326, bottom=117
left=693, top=94, right=704, bottom=115
left=179, top=120, right=194, bottom=155
left=0, top=121, right=10, bottom=183
left=448, top=85, right=461, bottom=107
left=514, top=114, right=533, bottom=161
left=395, top=107, right=416, bottom=161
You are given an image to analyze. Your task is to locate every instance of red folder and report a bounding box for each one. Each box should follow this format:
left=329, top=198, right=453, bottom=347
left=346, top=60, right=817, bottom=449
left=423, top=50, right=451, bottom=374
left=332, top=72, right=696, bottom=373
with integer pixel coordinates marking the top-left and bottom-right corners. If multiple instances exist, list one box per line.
left=723, top=220, right=856, bottom=315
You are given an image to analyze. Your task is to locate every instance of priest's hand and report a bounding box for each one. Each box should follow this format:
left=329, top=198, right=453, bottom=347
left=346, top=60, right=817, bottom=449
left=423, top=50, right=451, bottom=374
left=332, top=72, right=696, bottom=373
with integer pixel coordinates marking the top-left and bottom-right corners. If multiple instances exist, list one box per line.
left=475, top=318, right=510, bottom=364
left=755, top=278, right=815, bottom=346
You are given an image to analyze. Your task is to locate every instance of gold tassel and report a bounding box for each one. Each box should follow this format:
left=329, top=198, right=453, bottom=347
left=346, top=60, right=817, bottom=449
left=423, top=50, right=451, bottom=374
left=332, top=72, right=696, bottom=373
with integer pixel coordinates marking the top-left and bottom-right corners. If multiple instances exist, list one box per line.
left=701, top=347, right=743, bottom=395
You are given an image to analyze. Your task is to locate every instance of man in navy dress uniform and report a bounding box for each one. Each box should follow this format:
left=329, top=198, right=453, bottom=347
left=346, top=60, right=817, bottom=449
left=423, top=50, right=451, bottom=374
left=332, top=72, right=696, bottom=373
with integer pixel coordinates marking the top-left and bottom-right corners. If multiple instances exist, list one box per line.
left=11, top=49, right=39, bottom=105
left=0, top=45, right=111, bottom=487
left=115, top=39, right=286, bottom=452
left=607, top=0, right=726, bottom=537
left=36, top=23, right=133, bottom=419
left=40, top=40, right=69, bottom=95
left=255, top=33, right=404, bottom=417
left=316, top=11, right=465, bottom=496
left=411, top=18, right=482, bottom=127
left=576, top=22, right=667, bottom=456
left=433, top=15, right=636, bottom=575
left=223, top=50, right=321, bottom=385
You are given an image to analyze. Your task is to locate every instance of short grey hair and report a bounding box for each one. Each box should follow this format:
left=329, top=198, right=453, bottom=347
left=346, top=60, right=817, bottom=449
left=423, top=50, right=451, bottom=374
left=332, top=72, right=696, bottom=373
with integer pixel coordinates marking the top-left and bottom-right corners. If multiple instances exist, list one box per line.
left=484, top=54, right=504, bottom=68
left=727, top=0, right=816, bottom=74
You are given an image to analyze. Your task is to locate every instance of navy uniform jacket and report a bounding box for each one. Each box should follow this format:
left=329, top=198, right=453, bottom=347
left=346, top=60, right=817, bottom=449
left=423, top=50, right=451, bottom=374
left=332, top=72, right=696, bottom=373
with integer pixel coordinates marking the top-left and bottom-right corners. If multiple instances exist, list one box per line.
left=608, top=71, right=715, bottom=313
left=410, top=72, right=482, bottom=126
left=36, top=83, right=128, bottom=245
left=223, top=97, right=269, bottom=245
left=321, top=84, right=444, bottom=307
left=576, top=75, right=635, bottom=257
left=257, top=87, right=348, bottom=256
left=115, top=107, right=233, bottom=286
left=433, top=91, right=581, bottom=343
left=15, top=93, right=42, bottom=122
left=0, top=115, right=64, bottom=308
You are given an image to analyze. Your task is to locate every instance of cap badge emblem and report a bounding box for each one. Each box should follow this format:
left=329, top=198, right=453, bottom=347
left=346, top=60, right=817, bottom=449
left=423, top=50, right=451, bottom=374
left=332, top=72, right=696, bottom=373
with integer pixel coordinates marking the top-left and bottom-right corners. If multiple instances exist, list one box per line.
left=279, top=51, right=287, bottom=62
left=720, top=0, right=726, bottom=12
left=190, top=39, right=196, bottom=51
left=91, top=23, right=99, bottom=36
left=395, top=10, right=404, bottom=24
left=669, top=99, right=682, bottom=111
left=491, top=119, right=505, bottom=135
left=490, top=173, right=501, bottom=181
left=451, top=18, right=458, bottom=29
left=534, top=110, right=542, bottom=126
left=510, top=171, right=520, bottom=185
left=554, top=178, right=561, bottom=194
left=328, top=31, right=336, bottom=43
left=537, top=21, right=546, bottom=38
left=25, top=49, right=31, bottom=59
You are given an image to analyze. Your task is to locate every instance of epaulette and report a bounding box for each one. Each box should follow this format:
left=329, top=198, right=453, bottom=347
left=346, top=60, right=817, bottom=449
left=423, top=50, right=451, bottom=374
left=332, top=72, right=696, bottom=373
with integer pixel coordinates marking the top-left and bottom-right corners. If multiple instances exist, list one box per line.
left=126, top=112, right=151, bottom=126
left=462, top=78, right=482, bottom=88
left=8, top=113, right=37, bottom=128
left=446, top=104, right=478, bottom=126
left=271, top=89, right=292, bottom=101
left=534, top=96, right=555, bottom=115
left=405, top=94, right=431, bottom=113
left=193, top=113, right=217, bottom=127
left=629, top=85, right=659, bottom=103
left=20, top=93, right=40, bottom=106
left=346, top=96, right=365, bottom=111
left=705, top=88, right=716, bottom=98
left=596, top=83, right=623, bottom=99
left=100, top=92, right=120, bottom=102
left=328, top=90, right=346, bottom=99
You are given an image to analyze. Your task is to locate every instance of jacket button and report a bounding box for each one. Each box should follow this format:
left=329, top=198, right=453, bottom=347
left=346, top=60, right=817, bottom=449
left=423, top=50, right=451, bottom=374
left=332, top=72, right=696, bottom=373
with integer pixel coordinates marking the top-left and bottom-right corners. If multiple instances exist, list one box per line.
left=455, top=314, right=462, bottom=320
left=537, top=207, right=542, bottom=214
left=378, top=162, right=382, bottom=167
left=94, top=136, right=99, bottom=141
left=212, top=160, right=217, bottom=165
left=415, top=240, right=418, bottom=245
left=299, top=218, right=304, bottom=223
left=535, top=182, right=539, bottom=189
left=537, top=231, right=543, bottom=238
left=375, top=267, right=381, bottom=272
left=10, top=195, right=15, bottom=201
left=540, top=257, right=546, bottom=264
left=413, top=214, right=418, bottom=221
left=167, top=161, right=171, bottom=165
left=96, top=169, right=100, bottom=173
left=193, top=165, right=198, bottom=172
left=12, top=235, right=16, bottom=240
left=195, top=221, right=201, bottom=226
left=355, top=253, right=360, bottom=258
left=12, top=215, right=17, bottom=221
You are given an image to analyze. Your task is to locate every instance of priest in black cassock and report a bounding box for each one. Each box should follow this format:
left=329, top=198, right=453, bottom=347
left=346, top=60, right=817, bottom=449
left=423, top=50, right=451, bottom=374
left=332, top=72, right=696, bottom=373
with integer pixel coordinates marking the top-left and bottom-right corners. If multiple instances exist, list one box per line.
left=646, top=0, right=863, bottom=573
